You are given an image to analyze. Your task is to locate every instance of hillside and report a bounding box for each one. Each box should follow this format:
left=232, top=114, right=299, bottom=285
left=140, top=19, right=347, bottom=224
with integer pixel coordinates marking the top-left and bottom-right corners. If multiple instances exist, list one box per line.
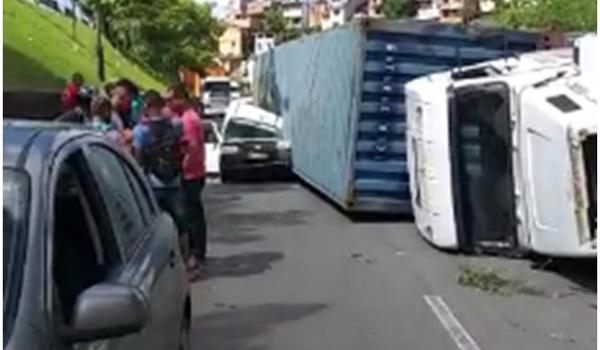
left=4, top=0, right=164, bottom=92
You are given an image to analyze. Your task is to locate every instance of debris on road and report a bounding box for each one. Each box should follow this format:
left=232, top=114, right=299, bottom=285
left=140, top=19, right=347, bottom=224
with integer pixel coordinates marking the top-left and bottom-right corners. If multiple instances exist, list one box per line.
left=351, top=253, right=376, bottom=264
left=458, top=264, right=548, bottom=297
left=550, top=332, right=576, bottom=344
left=508, top=320, right=527, bottom=332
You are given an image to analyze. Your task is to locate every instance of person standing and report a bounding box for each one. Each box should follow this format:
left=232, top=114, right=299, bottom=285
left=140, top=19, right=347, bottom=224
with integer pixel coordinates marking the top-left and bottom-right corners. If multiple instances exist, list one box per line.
left=90, top=95, right=125, bottom=148
left=132, top=90, right=187, bottom=258
left=61, top=72, right=84, bottom=112
left=165, top=84, right=207, bottom=270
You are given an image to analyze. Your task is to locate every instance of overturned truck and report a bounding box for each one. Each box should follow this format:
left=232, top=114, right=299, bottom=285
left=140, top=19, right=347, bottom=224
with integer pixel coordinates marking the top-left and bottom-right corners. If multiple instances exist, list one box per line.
left=406, top=35, right=597, bottom=257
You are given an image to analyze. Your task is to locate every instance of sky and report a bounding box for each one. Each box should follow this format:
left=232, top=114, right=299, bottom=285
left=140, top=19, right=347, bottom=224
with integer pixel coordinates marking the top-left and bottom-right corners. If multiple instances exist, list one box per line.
left=195, top=0, right=229, bottom=19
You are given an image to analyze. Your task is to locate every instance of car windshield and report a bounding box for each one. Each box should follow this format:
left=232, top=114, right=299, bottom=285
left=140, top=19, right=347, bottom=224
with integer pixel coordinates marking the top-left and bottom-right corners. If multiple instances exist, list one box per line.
left=204, top=81, right=231, bottom=94
left=3, top=169, right=29, bottom=345
left=225, top=118, right=280, bottom=140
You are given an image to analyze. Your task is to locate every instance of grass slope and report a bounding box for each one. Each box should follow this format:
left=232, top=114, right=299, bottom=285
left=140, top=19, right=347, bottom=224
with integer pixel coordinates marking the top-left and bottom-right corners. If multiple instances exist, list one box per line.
left=4, top=0, right=164, bottom=91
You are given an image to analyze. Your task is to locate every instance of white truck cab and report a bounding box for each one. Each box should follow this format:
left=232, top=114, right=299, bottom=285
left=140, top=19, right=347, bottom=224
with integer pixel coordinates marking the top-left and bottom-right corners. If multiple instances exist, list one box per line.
left=406, top=36, right=597, bottom=257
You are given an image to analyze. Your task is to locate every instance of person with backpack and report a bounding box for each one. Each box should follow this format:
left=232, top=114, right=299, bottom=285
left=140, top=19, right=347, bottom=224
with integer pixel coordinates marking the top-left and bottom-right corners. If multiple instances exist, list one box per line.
left=132, top=90, right=189, bottom=263
left=164, top=84, right=207, bottom=271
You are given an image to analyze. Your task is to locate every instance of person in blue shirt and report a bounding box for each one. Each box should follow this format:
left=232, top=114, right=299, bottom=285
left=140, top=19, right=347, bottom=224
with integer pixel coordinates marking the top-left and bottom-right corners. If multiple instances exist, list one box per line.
left=132, top=90, right=189, bottom=264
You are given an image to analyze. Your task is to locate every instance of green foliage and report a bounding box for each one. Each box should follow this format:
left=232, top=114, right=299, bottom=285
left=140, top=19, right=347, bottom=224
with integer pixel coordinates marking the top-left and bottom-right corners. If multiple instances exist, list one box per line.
left=79, top=0, right=222, bottom=80
left=494, top=0, right=596, bottom=32
left=4, top=0, right=163, bottom=91
left=260, top=5, right=303, bottom=44
left=380, top=0, right=418, bottom=19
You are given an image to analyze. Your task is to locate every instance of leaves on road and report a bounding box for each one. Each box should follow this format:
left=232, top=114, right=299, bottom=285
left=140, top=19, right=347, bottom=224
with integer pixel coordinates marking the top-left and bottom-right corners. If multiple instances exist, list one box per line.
left=458, top=264, right=548, bottom=297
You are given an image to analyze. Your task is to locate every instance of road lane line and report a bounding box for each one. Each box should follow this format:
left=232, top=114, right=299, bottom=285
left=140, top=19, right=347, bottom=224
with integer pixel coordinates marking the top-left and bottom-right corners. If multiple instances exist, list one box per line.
left=423, top=295, right=482, bottom=350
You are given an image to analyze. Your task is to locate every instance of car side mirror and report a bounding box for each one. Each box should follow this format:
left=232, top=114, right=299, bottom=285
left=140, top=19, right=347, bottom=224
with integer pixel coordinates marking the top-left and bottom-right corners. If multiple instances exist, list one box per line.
left=60, top=283, right=149, bottom=343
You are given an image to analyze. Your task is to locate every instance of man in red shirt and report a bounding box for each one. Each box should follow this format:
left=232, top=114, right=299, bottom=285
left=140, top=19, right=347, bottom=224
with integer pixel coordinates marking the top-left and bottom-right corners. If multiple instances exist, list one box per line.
left=61, top=72, right=84, bottom=112
left=165, top=84, right=207, bottom=272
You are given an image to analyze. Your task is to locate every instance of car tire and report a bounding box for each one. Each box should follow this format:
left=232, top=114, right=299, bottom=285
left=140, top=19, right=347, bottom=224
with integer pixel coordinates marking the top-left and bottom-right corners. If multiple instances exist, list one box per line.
left=178, top=313, right=191, bottom=350
left=221, top=171, right=233, bottom=183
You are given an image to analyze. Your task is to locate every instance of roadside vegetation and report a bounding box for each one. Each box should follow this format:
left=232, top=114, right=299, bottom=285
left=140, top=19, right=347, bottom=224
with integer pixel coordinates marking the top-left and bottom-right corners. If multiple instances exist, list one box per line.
left=78, top=0, right=222, bottom=81
left=4, top=0, right=163, bottom=91
left=379, top=0, right=596, bottom=32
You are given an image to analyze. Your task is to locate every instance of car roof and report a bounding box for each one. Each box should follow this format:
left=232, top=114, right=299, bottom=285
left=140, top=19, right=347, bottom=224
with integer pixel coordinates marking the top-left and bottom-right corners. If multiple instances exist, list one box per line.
left=3, top=119, right=95, bottom=169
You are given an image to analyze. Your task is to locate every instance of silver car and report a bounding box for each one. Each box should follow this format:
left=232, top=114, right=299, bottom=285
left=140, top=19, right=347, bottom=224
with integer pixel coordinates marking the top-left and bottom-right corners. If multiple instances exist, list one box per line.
left=4, top=120, right=191, bottom=350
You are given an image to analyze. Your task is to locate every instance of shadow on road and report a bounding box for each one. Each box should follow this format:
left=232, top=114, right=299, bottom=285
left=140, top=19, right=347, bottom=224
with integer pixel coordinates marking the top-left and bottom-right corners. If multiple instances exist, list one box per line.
left=213, top=181, right=298, bottom=194
left=200, top=251, right=285, bottom=281
left=192, top=303, right=327, bottom=350
left=208, top=210, right=309, bottom=246
left=532, top=257, right=597, bottom=293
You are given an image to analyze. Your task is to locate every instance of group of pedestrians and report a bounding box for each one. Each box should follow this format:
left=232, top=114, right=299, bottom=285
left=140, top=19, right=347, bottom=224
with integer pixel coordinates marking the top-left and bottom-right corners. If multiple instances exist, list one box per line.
left=58, top=72, right=207, bottom=280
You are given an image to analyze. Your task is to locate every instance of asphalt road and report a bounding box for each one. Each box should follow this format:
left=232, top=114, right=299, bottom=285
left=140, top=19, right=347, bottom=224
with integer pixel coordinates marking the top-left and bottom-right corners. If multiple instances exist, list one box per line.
left=190, top=182, right=597, bottom=350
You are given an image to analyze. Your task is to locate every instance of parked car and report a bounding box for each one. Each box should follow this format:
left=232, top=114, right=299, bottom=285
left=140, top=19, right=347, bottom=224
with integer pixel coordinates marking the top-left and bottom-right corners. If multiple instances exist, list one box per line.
left=203, top=119, right=222, bottom=175
left=219, top=100, right=291, bottom=182
left=3, top=120, right=191, bottom=350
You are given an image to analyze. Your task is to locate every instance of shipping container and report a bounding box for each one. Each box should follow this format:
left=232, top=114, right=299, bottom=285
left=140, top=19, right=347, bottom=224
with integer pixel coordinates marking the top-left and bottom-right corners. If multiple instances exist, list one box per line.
left=254, top=19, right=544, bottom=213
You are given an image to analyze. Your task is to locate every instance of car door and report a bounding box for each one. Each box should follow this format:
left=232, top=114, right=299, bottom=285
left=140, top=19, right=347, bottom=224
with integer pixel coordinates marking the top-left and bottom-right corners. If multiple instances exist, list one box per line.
left=84, top=143, right=185, bottom=350
left=204, top=121, right=222, bottom=174
left=47, top=144, right=134, bottom=350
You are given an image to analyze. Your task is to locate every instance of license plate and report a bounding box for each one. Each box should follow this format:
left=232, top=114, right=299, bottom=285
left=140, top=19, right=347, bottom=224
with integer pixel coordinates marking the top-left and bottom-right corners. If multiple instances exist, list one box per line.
left=247, top=152, right=268, bottom=160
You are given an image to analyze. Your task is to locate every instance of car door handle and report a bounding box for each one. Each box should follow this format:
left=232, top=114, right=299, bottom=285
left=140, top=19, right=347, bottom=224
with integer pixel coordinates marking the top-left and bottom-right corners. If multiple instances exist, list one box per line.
left=169, top=250, right=176, bottom=268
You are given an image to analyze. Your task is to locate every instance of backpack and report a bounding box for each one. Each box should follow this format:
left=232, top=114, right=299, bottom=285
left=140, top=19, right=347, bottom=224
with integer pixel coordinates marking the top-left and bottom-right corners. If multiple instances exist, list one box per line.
left=143, top=119, right=182, bottom=183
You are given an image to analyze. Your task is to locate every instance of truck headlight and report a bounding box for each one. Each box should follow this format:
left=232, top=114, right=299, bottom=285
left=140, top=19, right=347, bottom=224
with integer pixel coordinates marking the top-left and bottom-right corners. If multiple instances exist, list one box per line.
left=221, top=145, right=240, bottom=154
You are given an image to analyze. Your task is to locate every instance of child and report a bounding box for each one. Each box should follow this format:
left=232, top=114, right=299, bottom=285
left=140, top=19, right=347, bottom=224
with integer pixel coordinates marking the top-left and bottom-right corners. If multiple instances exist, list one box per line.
left=90, top=95, right=125, bottom=148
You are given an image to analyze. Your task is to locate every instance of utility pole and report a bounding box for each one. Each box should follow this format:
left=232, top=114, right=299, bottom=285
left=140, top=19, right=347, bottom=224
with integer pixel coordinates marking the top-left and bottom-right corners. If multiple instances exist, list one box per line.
left=301, top=0, right=308, bottom=33
left=71, top=0, right=77, bottom=38
left=96, top=8, right=106, bottom=82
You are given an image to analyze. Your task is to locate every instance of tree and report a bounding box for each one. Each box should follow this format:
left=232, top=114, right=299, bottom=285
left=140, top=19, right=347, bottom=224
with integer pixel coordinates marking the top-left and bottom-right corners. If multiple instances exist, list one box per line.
left=262, top=5, right=289, bottom=41
left=380, top=0, right=418, bottom=19
left=494, top=0, right=596, bottom=32
left=79, top=0, right=222, bottom=82
left=260, top=5, right=303, bottom=44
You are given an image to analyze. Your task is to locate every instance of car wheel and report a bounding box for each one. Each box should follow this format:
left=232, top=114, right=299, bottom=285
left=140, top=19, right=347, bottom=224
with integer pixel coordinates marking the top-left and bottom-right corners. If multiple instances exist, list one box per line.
left=178, top=314, right=191, bottom=350
left=221, top=171, right=233, bottom=183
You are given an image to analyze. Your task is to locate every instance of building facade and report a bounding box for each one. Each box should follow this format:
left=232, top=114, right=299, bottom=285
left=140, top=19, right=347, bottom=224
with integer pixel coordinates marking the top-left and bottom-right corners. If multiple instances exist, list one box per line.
left=416, top=0, right=495, bottom=23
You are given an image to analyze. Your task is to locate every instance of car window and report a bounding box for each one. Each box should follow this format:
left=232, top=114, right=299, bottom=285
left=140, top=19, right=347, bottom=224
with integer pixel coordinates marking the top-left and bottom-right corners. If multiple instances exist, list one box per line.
left=120, top=159, right=156, bottom=224
left=225, top=118, right=280, bottom=140
left=86, top=146, right=148, bottom=256
left=3, top=169, right=29, bottom=346
left=204, top=81, right=230, bottom=93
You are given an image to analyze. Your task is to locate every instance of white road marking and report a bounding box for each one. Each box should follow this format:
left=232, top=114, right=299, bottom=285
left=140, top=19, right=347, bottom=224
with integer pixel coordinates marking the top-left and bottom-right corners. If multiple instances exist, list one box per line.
left=423, top=295, right=482, bottom=350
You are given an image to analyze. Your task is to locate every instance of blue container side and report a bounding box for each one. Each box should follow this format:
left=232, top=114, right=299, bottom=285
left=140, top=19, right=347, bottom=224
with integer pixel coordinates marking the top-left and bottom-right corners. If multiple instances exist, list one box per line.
left=350, top=20, right=541, bottom=212
left=255, top=23, right=363, bottom=208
